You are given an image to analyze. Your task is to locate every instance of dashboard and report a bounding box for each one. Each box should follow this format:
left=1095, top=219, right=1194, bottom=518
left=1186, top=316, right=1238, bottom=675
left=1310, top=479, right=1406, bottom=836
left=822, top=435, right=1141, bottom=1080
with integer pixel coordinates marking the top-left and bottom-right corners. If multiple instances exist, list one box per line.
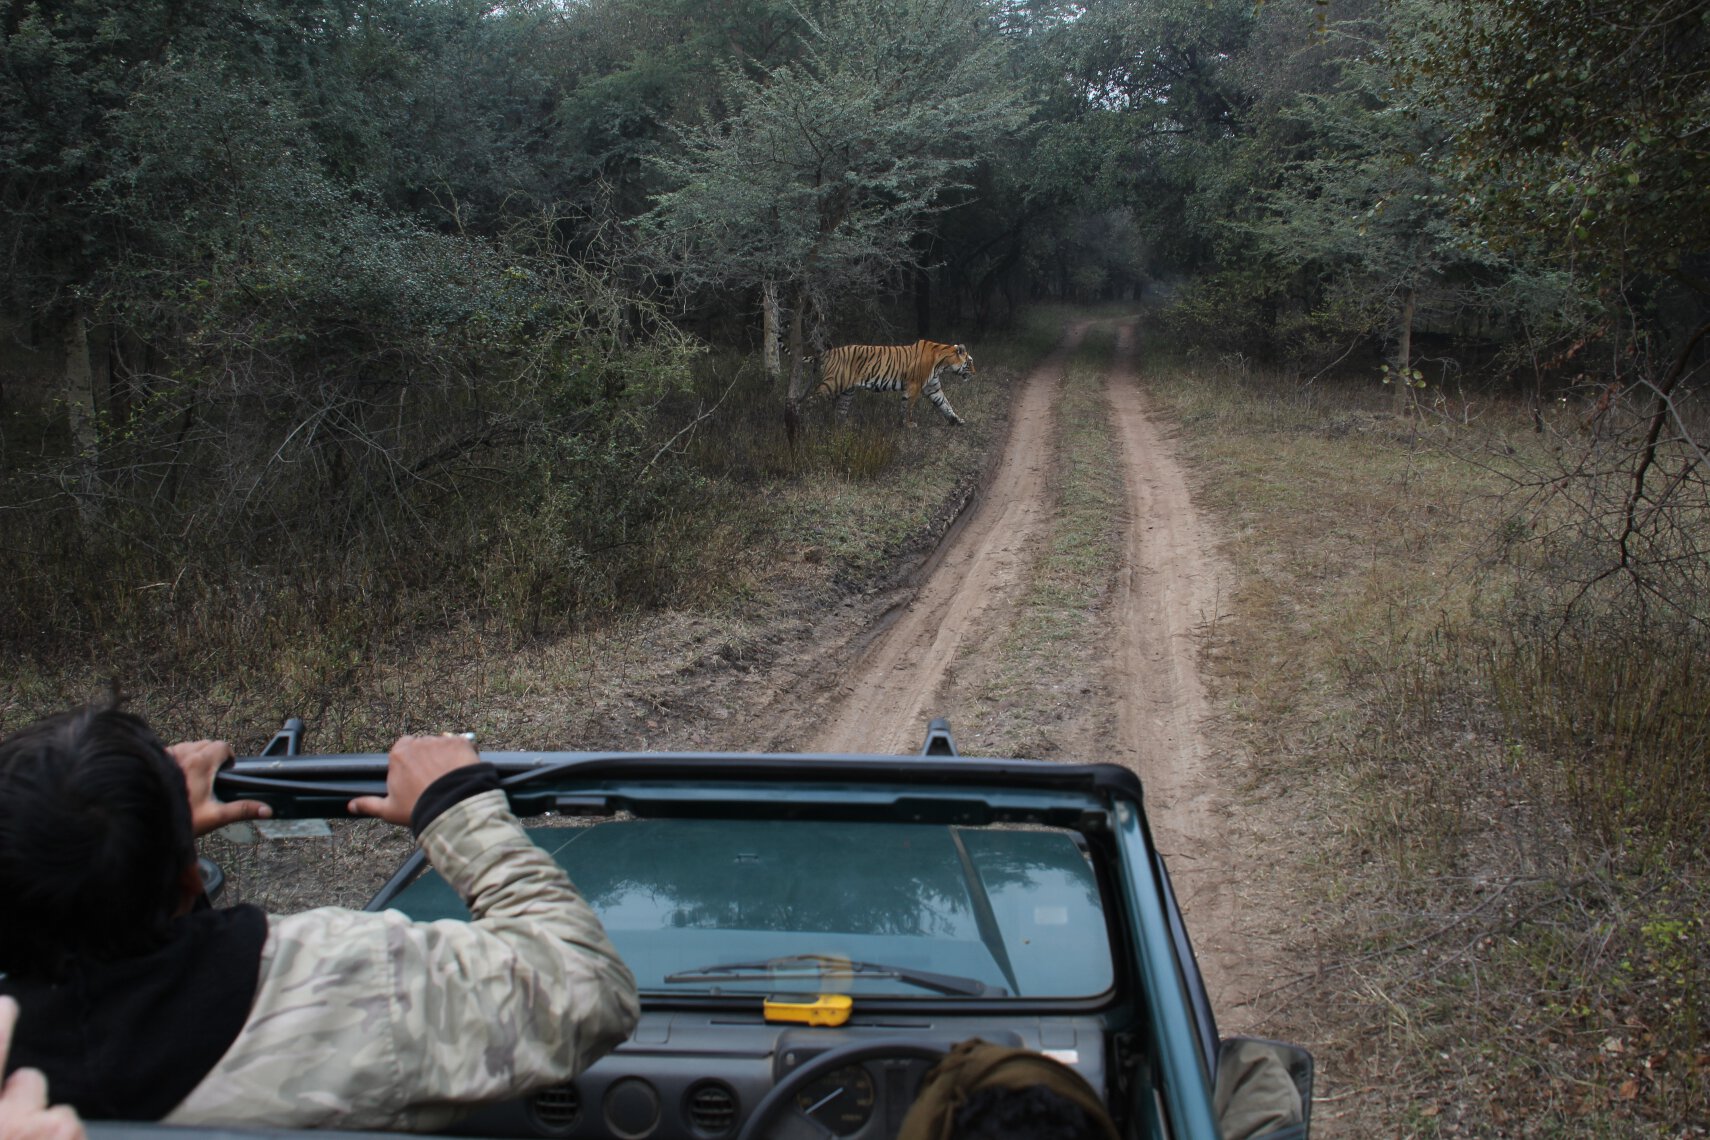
left=448, top=1011, right=1113, bottom=1140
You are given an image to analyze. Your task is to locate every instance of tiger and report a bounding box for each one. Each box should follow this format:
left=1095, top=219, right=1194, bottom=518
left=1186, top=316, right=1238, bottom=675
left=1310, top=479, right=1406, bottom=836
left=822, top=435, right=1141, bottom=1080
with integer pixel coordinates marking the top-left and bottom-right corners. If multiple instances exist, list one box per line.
left=812, top=340, right=976, bottom=427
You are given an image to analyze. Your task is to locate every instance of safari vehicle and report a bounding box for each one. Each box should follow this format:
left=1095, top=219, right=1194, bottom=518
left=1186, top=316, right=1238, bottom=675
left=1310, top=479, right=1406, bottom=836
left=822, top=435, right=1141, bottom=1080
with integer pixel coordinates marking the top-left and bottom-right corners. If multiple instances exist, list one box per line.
left=149, top=718, right=1312, bottom=1140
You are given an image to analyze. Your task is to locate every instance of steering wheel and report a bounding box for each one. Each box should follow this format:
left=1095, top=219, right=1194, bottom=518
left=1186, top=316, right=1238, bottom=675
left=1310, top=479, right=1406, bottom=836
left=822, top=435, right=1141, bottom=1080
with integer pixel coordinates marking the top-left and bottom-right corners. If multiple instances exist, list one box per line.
left=737, top=1039, right=952, bottom=1140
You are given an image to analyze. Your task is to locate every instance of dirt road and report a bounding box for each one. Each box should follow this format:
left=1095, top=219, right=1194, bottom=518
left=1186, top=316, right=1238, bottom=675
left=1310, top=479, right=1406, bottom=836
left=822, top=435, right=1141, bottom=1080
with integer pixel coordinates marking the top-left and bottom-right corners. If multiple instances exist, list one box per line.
left=796, top=316, right=1272, bottom=1032
left=218, top=313, right=1287, bottom=1041
left=799, top=326, right=1075, bottom=757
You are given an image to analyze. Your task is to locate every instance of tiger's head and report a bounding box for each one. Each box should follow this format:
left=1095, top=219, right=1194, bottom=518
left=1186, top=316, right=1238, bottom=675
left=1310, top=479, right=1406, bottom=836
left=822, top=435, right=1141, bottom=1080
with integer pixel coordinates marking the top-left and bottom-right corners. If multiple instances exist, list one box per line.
left=943, top=343, right=975, bottom=379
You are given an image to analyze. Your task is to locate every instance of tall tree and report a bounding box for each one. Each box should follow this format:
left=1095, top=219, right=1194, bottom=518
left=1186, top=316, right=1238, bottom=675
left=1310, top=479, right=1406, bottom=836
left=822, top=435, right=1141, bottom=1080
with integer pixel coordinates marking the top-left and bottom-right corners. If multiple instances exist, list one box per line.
left=1424, top=0, right=1710, bottom=283
left=1245, top=1, right=1484, bottom=402
left=550, top=0, right=814, bottom=221
left=635, top=0, right=1029, bottom=420
left=1419, top=0, right=1710, bottom=625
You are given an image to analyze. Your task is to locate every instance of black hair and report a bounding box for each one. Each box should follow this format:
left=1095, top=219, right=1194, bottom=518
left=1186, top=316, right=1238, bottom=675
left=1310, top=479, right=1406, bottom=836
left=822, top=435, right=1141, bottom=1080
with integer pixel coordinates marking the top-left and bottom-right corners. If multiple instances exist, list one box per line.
left=0, top=708, right=195, bottom=979
left=952, top=1084, right=1103, bottom=1140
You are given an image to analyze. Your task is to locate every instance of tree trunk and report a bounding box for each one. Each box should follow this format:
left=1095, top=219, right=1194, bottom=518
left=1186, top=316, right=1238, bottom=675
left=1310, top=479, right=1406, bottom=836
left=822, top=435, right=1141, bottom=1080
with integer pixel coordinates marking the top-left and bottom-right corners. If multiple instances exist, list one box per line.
left=1393, top=286, right=1416, bottom=414
left=914, top=263, right=932, bottom=338
left=762, top=280, right=782, bottom=390
left=784, top=283, right=811, bottom=450
left=63, top=305, right=100, bottom=520
left=782, top=218, right=837, bottom=440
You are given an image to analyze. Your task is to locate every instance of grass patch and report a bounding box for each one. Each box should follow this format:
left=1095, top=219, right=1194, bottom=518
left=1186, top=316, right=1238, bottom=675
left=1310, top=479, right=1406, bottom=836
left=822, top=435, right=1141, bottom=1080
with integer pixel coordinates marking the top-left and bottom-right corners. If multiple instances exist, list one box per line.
left=668, top=327, right=1025, bottom=594
left=971, top=321, right=1129, bottom=757
left=1139, top=332, right=1710, bottom=1134
left=1012, top=325, right=1127, bottom=633
left=1488, top=613, right=1710, bottom=853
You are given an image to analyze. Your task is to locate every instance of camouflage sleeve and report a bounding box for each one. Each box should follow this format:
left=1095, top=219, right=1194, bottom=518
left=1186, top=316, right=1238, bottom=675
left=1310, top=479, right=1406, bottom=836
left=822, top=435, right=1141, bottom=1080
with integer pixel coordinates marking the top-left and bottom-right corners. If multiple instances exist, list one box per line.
left=165, top=789, right=639, bottom=1131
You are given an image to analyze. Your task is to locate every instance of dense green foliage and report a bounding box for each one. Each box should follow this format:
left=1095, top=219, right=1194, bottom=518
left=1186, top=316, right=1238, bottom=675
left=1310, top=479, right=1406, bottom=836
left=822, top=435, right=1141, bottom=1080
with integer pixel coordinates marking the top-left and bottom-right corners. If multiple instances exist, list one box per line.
left=2, top=0, right=1705, bottom=647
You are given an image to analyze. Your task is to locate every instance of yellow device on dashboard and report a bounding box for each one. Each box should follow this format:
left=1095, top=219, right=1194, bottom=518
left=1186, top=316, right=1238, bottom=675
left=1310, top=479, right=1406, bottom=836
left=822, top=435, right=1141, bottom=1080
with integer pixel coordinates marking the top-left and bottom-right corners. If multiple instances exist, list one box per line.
left=763, top=993, right=853, bottom=1027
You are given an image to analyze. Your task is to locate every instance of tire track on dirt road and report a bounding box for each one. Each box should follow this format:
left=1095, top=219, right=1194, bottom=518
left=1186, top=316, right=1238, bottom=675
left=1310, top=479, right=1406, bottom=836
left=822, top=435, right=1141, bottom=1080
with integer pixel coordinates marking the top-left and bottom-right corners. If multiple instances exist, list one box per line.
left=801, top=315, right=1267, bottom=1030
left=802, top=324, right=1086, bottom=756
left=1100, top=320, right=1267, bottom=1033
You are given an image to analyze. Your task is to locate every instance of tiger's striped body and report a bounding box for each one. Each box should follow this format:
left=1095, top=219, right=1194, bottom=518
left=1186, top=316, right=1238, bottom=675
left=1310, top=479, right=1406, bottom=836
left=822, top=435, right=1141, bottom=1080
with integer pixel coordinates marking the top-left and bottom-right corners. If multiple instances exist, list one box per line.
left=813, top=340, right=976, bottom=427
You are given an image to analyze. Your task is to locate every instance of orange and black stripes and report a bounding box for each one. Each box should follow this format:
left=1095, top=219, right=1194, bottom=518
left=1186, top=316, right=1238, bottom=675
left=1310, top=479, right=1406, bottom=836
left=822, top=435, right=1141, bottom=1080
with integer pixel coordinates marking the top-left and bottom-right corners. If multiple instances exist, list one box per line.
left=812, top=340, right=976, bottom=427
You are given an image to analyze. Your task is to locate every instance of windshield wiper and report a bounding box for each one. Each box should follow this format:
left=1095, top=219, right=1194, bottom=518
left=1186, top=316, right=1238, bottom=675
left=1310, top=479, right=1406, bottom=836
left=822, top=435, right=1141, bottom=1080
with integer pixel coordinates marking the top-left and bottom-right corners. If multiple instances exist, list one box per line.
left=662, top=954, right=1008, bottom=997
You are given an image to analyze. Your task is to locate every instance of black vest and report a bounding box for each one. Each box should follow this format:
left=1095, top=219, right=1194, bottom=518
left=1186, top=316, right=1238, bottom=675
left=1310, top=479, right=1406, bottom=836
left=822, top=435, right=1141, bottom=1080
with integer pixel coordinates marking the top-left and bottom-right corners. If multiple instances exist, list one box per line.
left=1, top=904, right=267, bottom=1120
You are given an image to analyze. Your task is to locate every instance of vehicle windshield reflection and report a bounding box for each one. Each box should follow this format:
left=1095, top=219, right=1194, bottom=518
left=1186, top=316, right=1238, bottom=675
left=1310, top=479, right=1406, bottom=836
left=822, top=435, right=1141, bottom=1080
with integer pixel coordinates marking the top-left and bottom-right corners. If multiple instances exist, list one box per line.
left=390, top=818, right=1115, bottom=1000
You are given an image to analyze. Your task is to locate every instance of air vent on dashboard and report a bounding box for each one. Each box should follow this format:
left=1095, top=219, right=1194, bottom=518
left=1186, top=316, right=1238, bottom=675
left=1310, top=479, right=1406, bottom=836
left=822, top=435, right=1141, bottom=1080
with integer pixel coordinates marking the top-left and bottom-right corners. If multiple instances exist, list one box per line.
left=685, top=1081, right=739, bottom=1137
left=531, top=1082, right=581, bottom=1133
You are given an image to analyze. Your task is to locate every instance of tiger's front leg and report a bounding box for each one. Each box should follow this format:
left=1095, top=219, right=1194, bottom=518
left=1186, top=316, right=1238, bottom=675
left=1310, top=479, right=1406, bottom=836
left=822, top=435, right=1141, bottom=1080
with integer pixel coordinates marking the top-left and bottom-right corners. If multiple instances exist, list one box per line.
left=923, top=374, right=965, bottom=425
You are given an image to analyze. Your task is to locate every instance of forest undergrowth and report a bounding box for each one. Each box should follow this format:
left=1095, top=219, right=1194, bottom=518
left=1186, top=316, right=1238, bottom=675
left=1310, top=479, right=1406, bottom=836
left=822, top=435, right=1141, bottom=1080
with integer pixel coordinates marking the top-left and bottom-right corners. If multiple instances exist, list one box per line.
left=0, top=313, right=1049, bottom=752
left=1141, top=331, right=1709, bottom=1137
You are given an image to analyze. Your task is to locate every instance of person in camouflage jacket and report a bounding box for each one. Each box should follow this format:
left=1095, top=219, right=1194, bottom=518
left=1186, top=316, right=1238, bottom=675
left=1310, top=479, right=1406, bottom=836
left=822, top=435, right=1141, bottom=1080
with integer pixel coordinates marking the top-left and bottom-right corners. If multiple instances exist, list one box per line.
left=0, top=709, right=640, bottom=1130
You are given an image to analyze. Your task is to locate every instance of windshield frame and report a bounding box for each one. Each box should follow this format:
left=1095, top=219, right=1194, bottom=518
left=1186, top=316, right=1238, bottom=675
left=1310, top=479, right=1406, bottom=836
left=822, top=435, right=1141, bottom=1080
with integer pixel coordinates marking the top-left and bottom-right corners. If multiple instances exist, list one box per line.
left=218, top=751, right=1149, bottom=1014
left=393, top=810, right=1121, bottom=1005
left=374, top=780, right=1129, bottom=1011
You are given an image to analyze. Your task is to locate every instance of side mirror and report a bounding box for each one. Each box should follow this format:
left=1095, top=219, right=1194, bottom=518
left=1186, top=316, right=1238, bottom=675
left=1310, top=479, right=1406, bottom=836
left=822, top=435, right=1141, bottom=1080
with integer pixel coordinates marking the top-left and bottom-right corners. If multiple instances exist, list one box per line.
left=1214, top=1037, right=1313, bottom=1139
left=196, top=856, right=226, bottom=907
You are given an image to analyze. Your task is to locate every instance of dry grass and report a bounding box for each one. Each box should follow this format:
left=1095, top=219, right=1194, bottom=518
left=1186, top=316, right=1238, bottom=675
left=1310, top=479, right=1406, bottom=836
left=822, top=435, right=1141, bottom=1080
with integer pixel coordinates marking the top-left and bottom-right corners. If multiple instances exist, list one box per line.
left=0, top=317, right=1037, bottom=747
left=965, top=322, right=1129, bottom=758
left=1140, top=339, right=1710, bottom=1136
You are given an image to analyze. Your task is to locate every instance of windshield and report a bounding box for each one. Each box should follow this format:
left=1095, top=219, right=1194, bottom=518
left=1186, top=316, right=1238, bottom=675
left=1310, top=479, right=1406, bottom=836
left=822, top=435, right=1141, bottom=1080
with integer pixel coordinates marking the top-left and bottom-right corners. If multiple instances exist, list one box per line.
left=388, top=818, right=1115, bottom=1000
